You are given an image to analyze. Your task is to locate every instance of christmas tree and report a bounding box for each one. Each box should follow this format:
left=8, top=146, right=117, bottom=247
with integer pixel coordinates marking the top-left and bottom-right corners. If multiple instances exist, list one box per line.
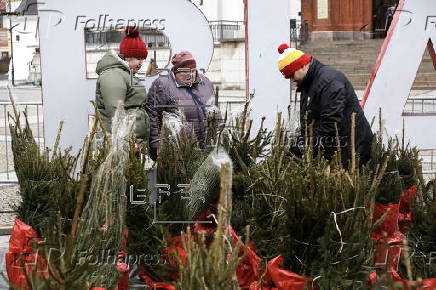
left=8, top=101, right=137, bottom=289
left=221, top=103, right=271, bottom=233
left=156, top=112, right=207, bottom=235
left=398, top=179, right=436, bottom=280
left=176, top=162, right=245, bottom=290
left=246, top=113, right=388, bottom=288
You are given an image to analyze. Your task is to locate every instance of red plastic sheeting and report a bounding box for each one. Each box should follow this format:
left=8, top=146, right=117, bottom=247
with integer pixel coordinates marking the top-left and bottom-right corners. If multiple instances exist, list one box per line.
left=6, top=218, right=130, bottom=290
left=137, top=268, right=176, bottom=290
left=372, top=202, right=405, bottom=270
left=137, top=224, right=263, bottom=289
left=5, top=217, right=48, bottom=289
left=374, top=243, right=403, bottom=271
left=372, top=186, right=417, bottom=270
left=229, top=227, right=262, bottom=289
left=369, top=186, right=436, bottom=288
left=139, top=202, right=341, bottom=290
left=193, top=204, right=217, bottom=235
left=115, top=250, right=129, bottom=290
left=372, top=202, right=404, bottom=244
left=249, top=255, right=314, bottom=290
left=399, top=185, right=417, bottom=234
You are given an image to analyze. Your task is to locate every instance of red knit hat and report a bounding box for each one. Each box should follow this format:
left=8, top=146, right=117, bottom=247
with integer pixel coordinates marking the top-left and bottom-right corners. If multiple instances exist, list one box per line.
left=277, top=43, right=311, bottom=79
left=119, top=26, right=148, bottom=59
left=171, top=51, right=197, bottom=71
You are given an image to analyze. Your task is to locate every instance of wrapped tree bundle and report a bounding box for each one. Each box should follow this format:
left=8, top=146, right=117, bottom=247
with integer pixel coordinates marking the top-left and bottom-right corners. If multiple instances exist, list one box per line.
left=184, top=148, right=232, bottom=221
left=176, top=163, right=244, bottom=290
left=71, top=106, right=135, bottom=288
left=156, top=112, right=206, bottom=234
left=124, top=141, right=176, bottom=283
left=161, top=112, right=186, bottom=143
left=7, top=101, right=137, bottom=289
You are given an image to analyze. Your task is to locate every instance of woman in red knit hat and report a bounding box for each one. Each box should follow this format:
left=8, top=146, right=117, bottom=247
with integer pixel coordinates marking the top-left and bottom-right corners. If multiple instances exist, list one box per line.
left=95, top=26, right=149, bottom=149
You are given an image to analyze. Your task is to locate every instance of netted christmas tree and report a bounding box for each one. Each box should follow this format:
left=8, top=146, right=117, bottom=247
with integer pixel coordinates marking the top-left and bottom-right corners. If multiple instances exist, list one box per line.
left=176, top=162, right=246, bottom=290
left=8, top=101, right=138, bottom=289
left=124, top=143, right=176, bottom=282
left=156, top=112, right=207, bottom=235
left=183, top=147, right=232, bottom=221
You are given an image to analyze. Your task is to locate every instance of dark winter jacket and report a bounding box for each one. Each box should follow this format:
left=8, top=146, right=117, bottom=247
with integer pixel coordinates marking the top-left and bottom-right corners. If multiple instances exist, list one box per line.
left=95, top=50, right=149, bottom=143
left=297, top=58, right=373, bottom=166
left=145, top=72, right=215, bottom=150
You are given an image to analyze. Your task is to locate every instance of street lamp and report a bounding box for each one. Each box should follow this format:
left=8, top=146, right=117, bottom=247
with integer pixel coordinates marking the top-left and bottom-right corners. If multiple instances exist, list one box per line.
left=9, top=0, right=15, bottom=85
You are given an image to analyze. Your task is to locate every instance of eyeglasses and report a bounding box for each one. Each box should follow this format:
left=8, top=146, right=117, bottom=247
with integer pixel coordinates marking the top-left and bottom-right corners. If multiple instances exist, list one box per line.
left=176, top=68, right=196, bottom=73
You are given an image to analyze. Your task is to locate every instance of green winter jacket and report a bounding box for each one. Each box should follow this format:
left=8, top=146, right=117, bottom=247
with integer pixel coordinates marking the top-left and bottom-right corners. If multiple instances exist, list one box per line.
left=95, top=50, right=149, bottom=143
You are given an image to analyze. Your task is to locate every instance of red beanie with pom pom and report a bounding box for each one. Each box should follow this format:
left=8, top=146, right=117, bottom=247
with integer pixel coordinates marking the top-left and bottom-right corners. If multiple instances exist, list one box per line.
left=277, top=43, right=311, bottom=79
left=119, top=26, right=148, bottom=58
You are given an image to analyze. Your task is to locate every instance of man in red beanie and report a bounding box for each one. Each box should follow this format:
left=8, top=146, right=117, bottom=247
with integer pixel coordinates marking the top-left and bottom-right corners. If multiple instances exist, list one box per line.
left=145, top=51, right=216, bottom=160
left=95, top=26, right=150, bottom=148
left=277, top=43, right=373, bottom=167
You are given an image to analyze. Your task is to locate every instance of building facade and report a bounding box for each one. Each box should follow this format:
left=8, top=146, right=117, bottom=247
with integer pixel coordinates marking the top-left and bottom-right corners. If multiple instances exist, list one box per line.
left=194, top=0, right=302, bottom=115
left=5, top=0, right=40, bottom=84
left=301, top=0, right=399, bottom=41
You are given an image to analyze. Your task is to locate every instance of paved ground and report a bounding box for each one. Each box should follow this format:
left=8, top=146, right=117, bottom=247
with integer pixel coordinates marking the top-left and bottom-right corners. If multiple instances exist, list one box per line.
left=0, top=185, right=19, bottom=226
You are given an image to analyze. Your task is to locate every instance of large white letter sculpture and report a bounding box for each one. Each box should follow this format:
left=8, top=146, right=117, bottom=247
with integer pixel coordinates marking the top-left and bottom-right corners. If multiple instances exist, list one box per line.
left=362, top=0, right=436, bottom=149
left=37, top=0, right=213, bottom=152
left=246, top=0, right=291, bottom=134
